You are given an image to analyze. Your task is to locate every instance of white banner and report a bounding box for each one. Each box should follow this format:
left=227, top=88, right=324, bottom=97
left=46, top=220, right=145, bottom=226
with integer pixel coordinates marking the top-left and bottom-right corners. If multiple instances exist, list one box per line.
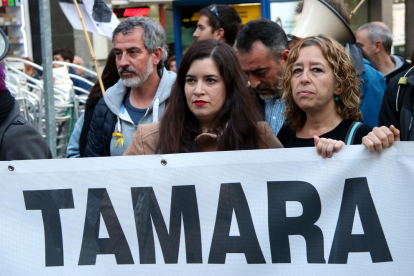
left=57, top=0, right=119, bottom=40
left=1, top=143, right=414, bottom=275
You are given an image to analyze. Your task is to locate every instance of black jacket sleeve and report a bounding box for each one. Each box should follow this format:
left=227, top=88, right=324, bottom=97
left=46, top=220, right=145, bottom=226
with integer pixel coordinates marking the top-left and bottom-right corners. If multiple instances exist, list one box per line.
left=378, top=70, right=406, bottom=128
left=79, top=99, right=99, bottom=157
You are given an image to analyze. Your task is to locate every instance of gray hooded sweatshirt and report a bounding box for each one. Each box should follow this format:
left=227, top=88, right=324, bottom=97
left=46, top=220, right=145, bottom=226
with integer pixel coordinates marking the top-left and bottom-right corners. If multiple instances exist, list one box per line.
left=104, top=68, right=176, bottom=156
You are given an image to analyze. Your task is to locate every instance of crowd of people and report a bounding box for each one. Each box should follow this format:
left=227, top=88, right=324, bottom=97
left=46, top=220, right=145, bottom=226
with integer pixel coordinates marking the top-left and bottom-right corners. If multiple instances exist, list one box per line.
left=0, top=1, right=409, bottom=162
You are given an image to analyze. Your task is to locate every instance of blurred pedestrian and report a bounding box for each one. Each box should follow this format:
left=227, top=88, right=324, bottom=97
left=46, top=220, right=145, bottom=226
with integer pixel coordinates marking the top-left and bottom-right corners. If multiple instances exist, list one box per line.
left=356, top=22, right=410, bottom=84
left=73, top=55, right=97, bottom=83
left=53, top=47, right=92, bottom=94
left=193, top=4, right=241, bottom=47
left=166, top=55, right=177, bottom=73
left=22, top=57, right=40, bottom=80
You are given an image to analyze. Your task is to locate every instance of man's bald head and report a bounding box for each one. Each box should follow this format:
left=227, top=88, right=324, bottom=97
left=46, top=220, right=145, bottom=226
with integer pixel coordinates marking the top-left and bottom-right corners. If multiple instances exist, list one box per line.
left=73, top=55, right=85, bottom=76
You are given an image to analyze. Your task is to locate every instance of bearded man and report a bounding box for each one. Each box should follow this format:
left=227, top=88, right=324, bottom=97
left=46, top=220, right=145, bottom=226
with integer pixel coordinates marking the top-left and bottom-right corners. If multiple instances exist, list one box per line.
left=85, top=17, right=176, bottom=157
left=236, top=19, right=289, bottom=135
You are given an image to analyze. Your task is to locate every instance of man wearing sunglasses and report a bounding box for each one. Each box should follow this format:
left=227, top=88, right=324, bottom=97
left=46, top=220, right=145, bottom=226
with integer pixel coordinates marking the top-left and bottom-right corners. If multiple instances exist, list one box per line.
left=193, top=4, right=242, bottom=47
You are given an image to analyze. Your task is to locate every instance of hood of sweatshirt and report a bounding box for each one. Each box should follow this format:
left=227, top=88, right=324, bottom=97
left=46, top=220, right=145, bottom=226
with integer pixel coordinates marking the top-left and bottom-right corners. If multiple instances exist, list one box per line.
left=104, top=67, right=176, bottom=116
left=388, top=55, right=407, bottom=76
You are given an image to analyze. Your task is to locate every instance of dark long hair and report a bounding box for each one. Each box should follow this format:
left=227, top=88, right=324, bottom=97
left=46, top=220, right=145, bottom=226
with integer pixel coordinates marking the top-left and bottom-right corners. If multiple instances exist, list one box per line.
left=157, top=39, right=261, bottom=154
left=85, top=50, right=119, bottom=110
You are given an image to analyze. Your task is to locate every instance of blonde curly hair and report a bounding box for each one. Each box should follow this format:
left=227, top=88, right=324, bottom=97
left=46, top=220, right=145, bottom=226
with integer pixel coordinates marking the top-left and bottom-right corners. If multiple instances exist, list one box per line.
left=282, top=35, right=362, bottom=131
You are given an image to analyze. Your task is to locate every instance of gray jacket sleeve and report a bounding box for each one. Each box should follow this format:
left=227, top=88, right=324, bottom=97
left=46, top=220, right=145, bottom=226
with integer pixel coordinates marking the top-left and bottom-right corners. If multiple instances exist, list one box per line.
left=1, top=118, right=52, bottom=161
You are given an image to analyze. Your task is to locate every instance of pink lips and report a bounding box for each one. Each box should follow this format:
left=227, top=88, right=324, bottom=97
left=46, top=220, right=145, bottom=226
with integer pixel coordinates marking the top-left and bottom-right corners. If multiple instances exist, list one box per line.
left=298, top=90, right=313, bottom=96
left=194, top=100, right=207, bottom=106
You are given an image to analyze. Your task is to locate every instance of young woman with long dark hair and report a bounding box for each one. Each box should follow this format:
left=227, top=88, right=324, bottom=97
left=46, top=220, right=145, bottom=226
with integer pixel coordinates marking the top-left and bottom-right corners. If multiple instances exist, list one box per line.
left=124, top=40, right=282, bottom=155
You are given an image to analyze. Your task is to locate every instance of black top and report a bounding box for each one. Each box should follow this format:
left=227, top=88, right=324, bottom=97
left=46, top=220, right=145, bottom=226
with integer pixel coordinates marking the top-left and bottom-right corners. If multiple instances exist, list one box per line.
left=277, top=120, right=373, bottom=148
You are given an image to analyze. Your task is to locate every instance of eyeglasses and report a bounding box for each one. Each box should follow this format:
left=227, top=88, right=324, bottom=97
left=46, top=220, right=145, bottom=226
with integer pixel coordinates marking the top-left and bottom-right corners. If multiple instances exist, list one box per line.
left=210, top=5, right=219, bottom=19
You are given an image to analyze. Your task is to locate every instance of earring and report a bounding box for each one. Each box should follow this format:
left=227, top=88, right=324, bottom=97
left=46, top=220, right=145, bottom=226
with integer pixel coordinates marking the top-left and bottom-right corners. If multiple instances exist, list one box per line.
left=334, top=96, right=339, bottom=101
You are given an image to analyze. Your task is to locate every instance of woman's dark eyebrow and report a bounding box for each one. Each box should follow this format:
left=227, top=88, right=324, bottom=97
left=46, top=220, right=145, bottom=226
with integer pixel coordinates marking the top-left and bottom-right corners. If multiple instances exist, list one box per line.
left=204, top=74, right=219, bottom=78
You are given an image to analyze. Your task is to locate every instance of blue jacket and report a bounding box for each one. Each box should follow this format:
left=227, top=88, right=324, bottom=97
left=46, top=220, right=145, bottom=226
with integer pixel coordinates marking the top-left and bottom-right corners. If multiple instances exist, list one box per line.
left=359, top=59, right=386, bottom=127
left=69, top=67, right=91, bottom=95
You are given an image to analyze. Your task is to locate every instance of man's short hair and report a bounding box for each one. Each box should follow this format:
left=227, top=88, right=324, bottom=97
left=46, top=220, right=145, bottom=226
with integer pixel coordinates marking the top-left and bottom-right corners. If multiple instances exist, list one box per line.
left=236, top=19, right=289, bottom=61
left=53, top=47, right=75, bottom=63
left=198, top=4, right=242, bottom=47
left=358, top=23, right=393, bottom=55
left=112, top=16, right=168, bottom=72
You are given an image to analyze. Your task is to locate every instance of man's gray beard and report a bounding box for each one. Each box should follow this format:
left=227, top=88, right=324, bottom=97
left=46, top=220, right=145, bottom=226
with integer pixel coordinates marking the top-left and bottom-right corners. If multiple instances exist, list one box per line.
left=259, top=91, right=281, bottom=101
left=256, top=69, right=284, bottom=100
left=120, top=57, right=153, bottom=88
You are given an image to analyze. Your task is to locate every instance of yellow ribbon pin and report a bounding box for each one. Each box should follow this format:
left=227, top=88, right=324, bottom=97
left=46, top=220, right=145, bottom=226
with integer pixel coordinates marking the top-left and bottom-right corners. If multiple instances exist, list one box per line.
left=399, top=77, right=407, bottom=85
left=112, top=133, right=124, bottom=147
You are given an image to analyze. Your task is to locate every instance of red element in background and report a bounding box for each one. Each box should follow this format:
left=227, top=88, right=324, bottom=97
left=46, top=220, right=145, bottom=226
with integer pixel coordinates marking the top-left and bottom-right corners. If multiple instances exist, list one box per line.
left=123, top=8, right=150, bottom=17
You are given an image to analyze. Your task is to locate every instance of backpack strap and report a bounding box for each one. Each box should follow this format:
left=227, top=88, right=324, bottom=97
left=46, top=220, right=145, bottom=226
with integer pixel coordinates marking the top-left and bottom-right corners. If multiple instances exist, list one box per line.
left=396, top=67, right=414, bottom=112
left=344, top=121, right=362, bottom=145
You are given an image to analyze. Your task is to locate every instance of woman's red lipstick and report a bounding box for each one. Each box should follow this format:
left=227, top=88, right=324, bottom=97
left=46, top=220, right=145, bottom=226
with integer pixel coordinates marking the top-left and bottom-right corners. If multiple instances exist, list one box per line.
left=194, top=100, right=207, bottom=106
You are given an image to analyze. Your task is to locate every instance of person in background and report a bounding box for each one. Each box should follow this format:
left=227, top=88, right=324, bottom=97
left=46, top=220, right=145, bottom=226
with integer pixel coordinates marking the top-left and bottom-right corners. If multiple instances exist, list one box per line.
left=0, top=65, right=52, bottom=160
left=73, top=55, right=85, bottom=76
left=356, top=22, right=411, bottom=84
left=73, top=55, right=97, bottom=83
left=66, top=50, right=119, bottom=158
left=84, top=16, right=176, bottom=157
left=166, top=55, right=177, bottom=73
left=22, top=57, right=40, bottom=80
left=53, top=47, right=92, bottom=94
left=277, top=35, right=372, bottom=158
left=124, top=40, right=282, bottom=156
left=378, top=66, right=414, bottom=141
left=236, top=19, right=290, bottom=136
left=193, top=4, right=241, bottom=47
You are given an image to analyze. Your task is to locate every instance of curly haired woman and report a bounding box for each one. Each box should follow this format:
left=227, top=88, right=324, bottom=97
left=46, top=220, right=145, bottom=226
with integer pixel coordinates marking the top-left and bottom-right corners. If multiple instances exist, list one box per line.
left=277, top=35, right=374, bottom=158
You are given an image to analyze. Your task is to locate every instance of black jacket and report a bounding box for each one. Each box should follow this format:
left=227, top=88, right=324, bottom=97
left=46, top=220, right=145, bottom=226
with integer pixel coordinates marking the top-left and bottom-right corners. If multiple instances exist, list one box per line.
left=379, top=68, right=414, bottom=141
left=79, top=95, right=101, bottom=157
left=0, top=102, right=52, bottom=160
left=84, top=97, right=116, bottom=157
